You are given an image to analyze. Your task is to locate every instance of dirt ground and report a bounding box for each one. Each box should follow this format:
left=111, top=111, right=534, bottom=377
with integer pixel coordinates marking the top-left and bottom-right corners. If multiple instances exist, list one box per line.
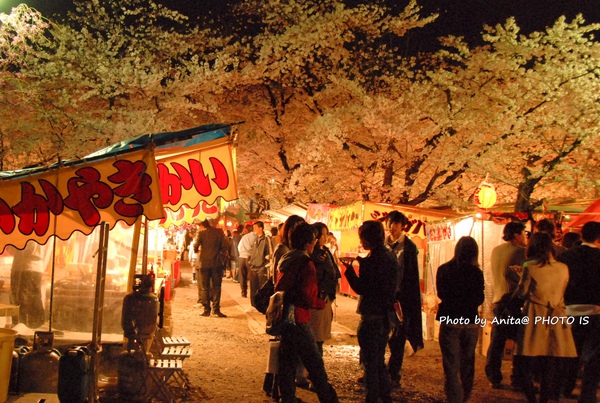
left=164, top=262, right=579, bottom=402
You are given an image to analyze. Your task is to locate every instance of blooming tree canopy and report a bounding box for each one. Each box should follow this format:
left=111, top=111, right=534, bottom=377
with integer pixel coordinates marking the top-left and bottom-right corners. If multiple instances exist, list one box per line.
left=1, top=0, right=598, bottom=212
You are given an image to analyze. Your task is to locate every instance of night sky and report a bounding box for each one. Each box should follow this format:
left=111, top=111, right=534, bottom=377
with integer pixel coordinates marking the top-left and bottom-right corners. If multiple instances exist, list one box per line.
left=2, top=0, right=599, bottom=49
left=412, top=0, right=600, bottom=50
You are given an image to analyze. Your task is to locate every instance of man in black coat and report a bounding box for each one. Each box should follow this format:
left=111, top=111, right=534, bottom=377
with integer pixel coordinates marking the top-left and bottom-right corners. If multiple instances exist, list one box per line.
left=558, top=221, right=600, bottom=401
left=384, top=211, right=424, bottom=386
left=194, top=218, right=229, bottom=317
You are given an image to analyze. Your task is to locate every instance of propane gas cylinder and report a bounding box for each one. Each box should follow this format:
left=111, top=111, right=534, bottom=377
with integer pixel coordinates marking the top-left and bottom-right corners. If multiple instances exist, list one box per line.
left=18, top=331, right=60, bottom=393
left=122, top=274, right=158, bottom=352
left=117, top=349, right=147, bottom=401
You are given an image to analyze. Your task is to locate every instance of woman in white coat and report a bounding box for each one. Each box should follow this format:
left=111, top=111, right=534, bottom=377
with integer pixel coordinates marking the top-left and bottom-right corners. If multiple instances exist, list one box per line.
left=514, top=232, right=577, bottom=403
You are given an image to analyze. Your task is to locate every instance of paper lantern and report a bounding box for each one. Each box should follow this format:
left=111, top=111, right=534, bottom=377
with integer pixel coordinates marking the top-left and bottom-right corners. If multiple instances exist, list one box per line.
left=474, top=184, right=497, bottom=209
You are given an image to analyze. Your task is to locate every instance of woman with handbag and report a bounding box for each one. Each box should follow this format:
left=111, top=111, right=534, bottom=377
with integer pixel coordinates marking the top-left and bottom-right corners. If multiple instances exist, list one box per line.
left=513, top=232, right=577, bottom=403
left=275, top=222, right=339, bottom=403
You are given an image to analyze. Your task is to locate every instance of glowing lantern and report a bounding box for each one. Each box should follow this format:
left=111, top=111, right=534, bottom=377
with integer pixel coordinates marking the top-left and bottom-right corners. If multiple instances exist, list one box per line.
left=474, top=183, right=497, bottom=209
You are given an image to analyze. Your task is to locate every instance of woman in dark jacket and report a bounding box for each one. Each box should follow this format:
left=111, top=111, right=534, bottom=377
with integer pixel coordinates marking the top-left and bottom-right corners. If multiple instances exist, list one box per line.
left=436, top=236, right=484, bottom=403
left=345, top=220, right=400, bottom=403
left=275, top=222, right=338, bottom=403
left=309, top=222, right=341, bottom=355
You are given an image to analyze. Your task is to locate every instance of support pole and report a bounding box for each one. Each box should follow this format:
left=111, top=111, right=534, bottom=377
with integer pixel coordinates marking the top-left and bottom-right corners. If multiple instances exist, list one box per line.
left=142, top=216, right=149, bottom=275
left=127, top=217, right=143, bottom=293
left=90, top=221, right=110, bottom=403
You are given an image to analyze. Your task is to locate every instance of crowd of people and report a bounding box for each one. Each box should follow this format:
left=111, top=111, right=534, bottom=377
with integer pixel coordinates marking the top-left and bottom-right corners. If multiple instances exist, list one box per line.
left=480, top=218, right=600, bottom=403
left=269, top=212, right=424, bottom=403
left=181, top=213, right=600, bottom=403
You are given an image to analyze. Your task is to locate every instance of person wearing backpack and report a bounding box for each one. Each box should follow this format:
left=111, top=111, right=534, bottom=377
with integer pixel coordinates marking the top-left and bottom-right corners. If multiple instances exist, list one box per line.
left=275, top=222, right=339, bottom=403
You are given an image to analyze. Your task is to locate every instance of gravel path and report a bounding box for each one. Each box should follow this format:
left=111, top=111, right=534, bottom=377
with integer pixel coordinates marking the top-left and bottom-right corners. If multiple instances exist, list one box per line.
left=167, top=262, right=579, bottom=402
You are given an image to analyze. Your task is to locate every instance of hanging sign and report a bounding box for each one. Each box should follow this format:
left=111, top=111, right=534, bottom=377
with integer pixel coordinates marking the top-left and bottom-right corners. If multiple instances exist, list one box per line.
left=156, top=141, right=237, bottom=211
left=328, top=202, right=363, bottom=231
left=0, top=149, right=163, bottom=253
left=306, top=204, right=335, bottom=224
left=427, top=222, right=455, bottom=243
left=159, top=201, right=220, bottom=228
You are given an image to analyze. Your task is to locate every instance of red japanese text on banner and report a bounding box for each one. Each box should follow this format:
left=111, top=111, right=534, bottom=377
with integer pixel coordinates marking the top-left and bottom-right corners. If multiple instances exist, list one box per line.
left=0, top=149, right=163, bottom=253
left=156, top=141, right=237, bottom=211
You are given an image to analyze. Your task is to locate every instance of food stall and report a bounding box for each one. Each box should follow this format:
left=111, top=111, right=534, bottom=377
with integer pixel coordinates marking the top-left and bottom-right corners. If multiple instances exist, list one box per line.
left=322, top=201, right=461, bottom=297
left=425, top=198, right=599, bottom=346
left=0, top=123, right=238, bottom=400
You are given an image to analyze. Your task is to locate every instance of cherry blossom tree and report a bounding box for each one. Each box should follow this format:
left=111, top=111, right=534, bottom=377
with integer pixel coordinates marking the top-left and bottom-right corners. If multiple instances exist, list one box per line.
left=293, top=15, right=600, bottom=212
left=427, top=16, right=600, bottom=211
left=0, top=0, right=226, bottom=169
left=1, top=1, right=599, bottom=213
left=207, top=0, right=437, bottom=209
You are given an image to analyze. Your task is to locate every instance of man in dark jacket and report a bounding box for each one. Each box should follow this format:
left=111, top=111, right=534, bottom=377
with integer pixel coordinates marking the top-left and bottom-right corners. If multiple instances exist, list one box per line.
left=247, top=221, right=272, bottom=308
left=194, top=218, right=228, bottom=317
left=345, top=220, right=400, bottom=403
left=558, top=221, right=600, bottom=400
left=384, top=211, right=424, bottom=385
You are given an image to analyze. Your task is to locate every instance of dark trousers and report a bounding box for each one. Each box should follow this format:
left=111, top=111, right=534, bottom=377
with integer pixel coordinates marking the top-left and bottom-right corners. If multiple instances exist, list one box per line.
left=485, top=301, right=525, bottom=386
left=439, top=324, right=479, bottom=403
left=197, top=267, right=224, bottom=313
left=387, top=318, right=406, bottom=381
left=579, top=315, right=600, bottom=402
left=520, top=356, right=564, bottom=403
left=278, top=323, right=338, bottom=403
left=249, top=266, right=267, bottom=308
left=485, top=324, right=527, bottom=385
left=358, top=316, right=392, bottom=403
left=239, top=257, right=249, bottom=296
left=562, top=319, right=587, bottom=395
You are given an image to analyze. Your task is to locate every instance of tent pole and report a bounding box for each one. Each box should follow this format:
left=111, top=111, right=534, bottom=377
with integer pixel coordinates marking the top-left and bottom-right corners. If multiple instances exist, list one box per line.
left=48, top=226, right=59, bottom=331
left=48, top=156, right=62, bottom=332
left=481, top=217, right=484, bottom=272
left=127, top=217, right=143, bottom=293
left=142, top=216, right=149, bottom=275
left=90, top=221, right=110, bottom=403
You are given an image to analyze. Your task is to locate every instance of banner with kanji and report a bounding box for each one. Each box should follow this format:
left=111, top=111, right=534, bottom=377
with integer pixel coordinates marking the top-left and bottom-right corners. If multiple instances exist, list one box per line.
left=328, top=202, right=363, bottom=231
left=306, top=204, right=335, bottom=224
left=0, top=149, right=163, bottom=253
left=156, top=139, right=237, bottom=212
left=159, top=201, right=221, bottom=228
left=363, top=202, right=429, bottom=239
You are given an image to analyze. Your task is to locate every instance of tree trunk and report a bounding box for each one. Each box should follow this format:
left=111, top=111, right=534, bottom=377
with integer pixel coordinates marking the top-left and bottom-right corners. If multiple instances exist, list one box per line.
left=514, top=168, right=542, bottom=213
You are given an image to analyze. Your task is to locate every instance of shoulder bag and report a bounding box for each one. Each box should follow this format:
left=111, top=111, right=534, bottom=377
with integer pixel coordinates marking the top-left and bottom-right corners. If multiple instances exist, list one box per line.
left=265, top=291, right=295, bottom=336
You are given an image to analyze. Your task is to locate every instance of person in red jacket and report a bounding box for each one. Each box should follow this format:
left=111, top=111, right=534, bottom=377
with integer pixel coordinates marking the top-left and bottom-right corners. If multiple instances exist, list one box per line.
left=275, top=221, right=339, bottom=403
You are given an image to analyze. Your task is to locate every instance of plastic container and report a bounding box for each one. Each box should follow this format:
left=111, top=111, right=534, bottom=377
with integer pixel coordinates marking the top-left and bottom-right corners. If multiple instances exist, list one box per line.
left=0, top=328, right=18, bottom=403
left=173, top=260, right=181, bottom=287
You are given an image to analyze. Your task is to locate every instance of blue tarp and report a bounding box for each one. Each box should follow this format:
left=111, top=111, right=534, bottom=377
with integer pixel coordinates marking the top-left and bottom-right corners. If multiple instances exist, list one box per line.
left=0, top=123, right=232, bottom=181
